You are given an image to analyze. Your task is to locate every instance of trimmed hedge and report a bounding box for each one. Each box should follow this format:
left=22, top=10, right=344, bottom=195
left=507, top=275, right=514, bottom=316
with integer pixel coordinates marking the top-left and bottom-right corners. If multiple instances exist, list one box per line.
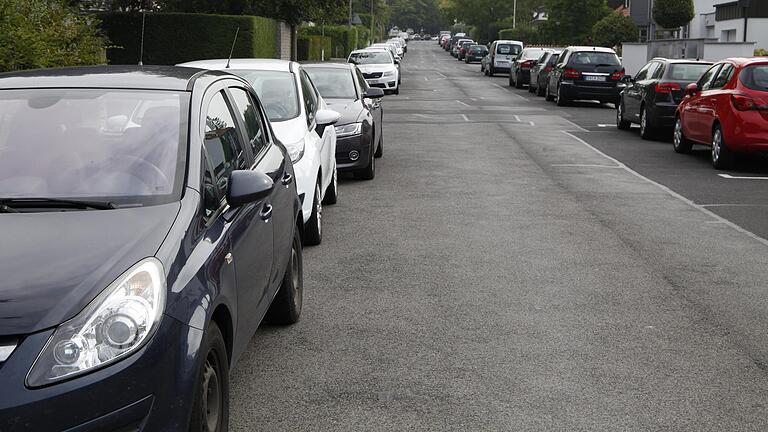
left=299, top=25, right=370, bottom=59
left=298, top=35, right=332, bottom=61
left=99, top=13, right=279, bottom=65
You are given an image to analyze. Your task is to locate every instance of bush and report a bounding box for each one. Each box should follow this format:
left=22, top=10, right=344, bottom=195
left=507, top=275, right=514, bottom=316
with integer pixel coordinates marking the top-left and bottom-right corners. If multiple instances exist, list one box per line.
left=300, top=25, right=370, bottom=59
left=592, top=11, right=638, bottom=49
left=0, top=0, right=107, bottom=72
left=297, top=35, right=332, bottom=61
left=99, top=12, right=279, bottom=65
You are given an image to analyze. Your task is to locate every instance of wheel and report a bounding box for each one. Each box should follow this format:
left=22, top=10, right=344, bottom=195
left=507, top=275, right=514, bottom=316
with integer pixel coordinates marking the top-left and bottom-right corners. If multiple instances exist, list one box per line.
left=639, top=105, right=655, bottom=140
left=303, top=181, right=322, bottom=246
left=488, top=65, right=494, bottom=77
left=536, top=80, right=546, bottom=97
left=354, top=136, right=376, bottom=180
left=711, top=124, right=733, bottom=169
left=189, top=322, right=229, bottom=432
left=515, top=72, right=524, bottom=89
left=545, top=83, right=555, bottom=101
left=481, top=64, right=485, bottom=73
left=508, top=73, right=514, bottom=87
left=374, top=131, right=383, bottom=158
left=673, top=116, right=692, bottom=154
left=556, top=84, right=569, bottom=106
left=393, top=87, right=399, bottom=95
left=616, top=100, right=631, bottom=130
left=265, top=228, right=303, bottom=324
left=322, top=169, right=338, bottom=205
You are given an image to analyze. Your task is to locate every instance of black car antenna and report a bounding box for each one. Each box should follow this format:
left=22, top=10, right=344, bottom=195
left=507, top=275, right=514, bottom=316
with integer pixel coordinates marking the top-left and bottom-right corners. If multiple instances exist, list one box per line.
left=138, top=10, right=146, bottom=66
left=226, top=27, right=240, bottom=69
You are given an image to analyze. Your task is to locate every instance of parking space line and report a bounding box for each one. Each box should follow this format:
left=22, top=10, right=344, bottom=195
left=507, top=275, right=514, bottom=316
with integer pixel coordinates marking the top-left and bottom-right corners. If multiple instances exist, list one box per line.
left=718, top=174, right=768, bottom=180
left=456, top=100, right=470, bottom=107
left=701, top=203, right=768, bottom=207
left=514, top=115, right=521, bottom=122
left=562, top=119, right=589, bottom=132
left=552, top=163, right=623, bottom=168
left=461, top=114, right=469, bottom=122
left=562, top=131, right=768, bottom=248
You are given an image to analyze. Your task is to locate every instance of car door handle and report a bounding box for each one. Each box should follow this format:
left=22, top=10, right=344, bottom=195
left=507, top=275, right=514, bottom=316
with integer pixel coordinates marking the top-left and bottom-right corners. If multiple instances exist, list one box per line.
left=260, top=203, right=273, bottom=221
left=281, top=172, right=293, bottom=186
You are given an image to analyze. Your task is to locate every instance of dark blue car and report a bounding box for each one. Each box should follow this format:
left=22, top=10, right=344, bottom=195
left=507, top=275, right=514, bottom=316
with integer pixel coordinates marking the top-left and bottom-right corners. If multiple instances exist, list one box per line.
left=0, top=66, right=304, bottom=431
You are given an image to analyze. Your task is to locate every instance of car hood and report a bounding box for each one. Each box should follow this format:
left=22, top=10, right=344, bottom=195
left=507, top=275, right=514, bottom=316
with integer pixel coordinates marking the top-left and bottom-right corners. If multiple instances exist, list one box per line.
left=356, top=64, right=396, bottom=75
left=270, top=116, right=306, bottom=146
left=0, top=203, right=180, bottom=336
left=324, top=98, right=364, bottom=125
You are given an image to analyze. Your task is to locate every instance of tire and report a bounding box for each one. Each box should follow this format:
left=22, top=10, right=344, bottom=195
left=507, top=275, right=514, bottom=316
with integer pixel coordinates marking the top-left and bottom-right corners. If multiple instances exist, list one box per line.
left=673, top=116, right=693, bottom=154
left=536, top=80, right=546, bottom=97
left=393, top=87, right=399, bottom=95
left=189, top=322, right=229, bottom=432
left=616, top=99, right=631, bottom=130
left=304, top=181, right=322, bottom=246
left=711, top=124, right=733, bottom=170
left=508, top=73, right=514, bottom=87
left=488, top=65, right=494, bottom=77
left=515, top=72, right=524, bottom=89
left=556, top=84, right=569, bottom=106
left=322, top=169, right=338, bottom=205
left=374, top=132, right=383, bottom=158
left=265, top=228, right=303, bottom=325
left=354, top=136, right=376, bottom=180
left=528, top=81, right=536, bottom=93
left=545, top=83, right=555, bottom=102
left=639, top=105, right=655, bottom=140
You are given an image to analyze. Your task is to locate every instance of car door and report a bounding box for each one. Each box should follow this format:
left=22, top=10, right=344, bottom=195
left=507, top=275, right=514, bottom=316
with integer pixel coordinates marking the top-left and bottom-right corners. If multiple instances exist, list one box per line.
left=202, top=89, right=274, bottom=349
left=299, top=69, right=332, bottom=193
left=549, top=50, right=569, bottom=94
left=684, top=64, right=722, bottom=143
left=227, top=85, right=295, bottom=296
left=699, top=63, right=735, bottom=140
left=624, top=61, right=653, bottom=121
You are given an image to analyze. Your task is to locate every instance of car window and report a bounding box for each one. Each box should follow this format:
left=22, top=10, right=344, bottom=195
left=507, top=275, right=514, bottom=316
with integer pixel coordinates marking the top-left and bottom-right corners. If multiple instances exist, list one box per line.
left=497, top=44, right=522, bottom=55
left=548, top=53, right=561, bottom=66
left=569, top=51, right=620, bottom=66
left=642, top=62, right=661, bottom=80
left=710, top=63, right=735, bottom=89
left=299, top=71, right=318, bottom=127
left=634, top=62, right=652, bottom=81
left=204, top=91, right=246, bottom=195
left=230, top=70, right=299, bottom=122
left=651, top=62, right=665, bottom=79
left=305, top=67, right=357, bottom=100
left=740, top=64, right=768, bottom=92
left=557, top=50, right=569, bottom=66
left=348, top=51, right=393, bottom=65
left=201, top=151, right=221, bottom=220
left=354, top=67, right=369, bottom=91
left=698, top=64, right=722, bottom=90
left=521, top=49, right=545, bottom=60
left=668, top=63, right=712, bottom=81
left=228, top=87, right=268, bottom=158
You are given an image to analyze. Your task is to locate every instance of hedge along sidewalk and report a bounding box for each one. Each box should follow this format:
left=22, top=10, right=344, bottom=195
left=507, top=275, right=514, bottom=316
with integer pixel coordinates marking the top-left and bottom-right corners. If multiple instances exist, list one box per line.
left=99, top=12, right=282, bottom=65
left=299, top=25, right=370, bottom=60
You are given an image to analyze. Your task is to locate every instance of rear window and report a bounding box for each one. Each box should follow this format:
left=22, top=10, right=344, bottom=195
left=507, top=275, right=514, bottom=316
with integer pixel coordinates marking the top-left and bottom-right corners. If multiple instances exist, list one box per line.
left=521, top=49, right=545, bottom=59
left=548, top=54, right=561, bottom=65
left=569, top=51, right=620, bottom=66
left=740, top=64, right=768, bottom=92
left=497, top=44, right=522, bottom=55
left=667, top=63, right=712, bottom=81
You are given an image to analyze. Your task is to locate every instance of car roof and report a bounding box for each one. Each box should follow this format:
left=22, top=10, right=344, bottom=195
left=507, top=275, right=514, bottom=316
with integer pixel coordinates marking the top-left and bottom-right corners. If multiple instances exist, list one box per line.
left=302, top=62, right=353, bottom=71
left=494, top=40, right=524, bottom=45
left=565, top=46, right=617, bottom=53
left=650, top=57, right=713, bottom=64
left=177, top=58, right=299, bottom=73
left=0, top=65, right=230, bottom=91
left=719, top=57, right=768, bottom=66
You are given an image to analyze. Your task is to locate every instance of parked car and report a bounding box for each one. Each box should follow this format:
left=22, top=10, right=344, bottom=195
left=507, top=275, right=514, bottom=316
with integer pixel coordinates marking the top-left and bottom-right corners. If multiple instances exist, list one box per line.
left=487, top=40, right=524, bottom=76
left=509, top=47, right=546, bottom=88
left=440, top=34, right=451, bottom=48
left=673, top=57, right=768, bottom=169
left=465, top=44, right=489, bottom=64
left=304, top=63, right=385, bottom=180
left=363, top=46, right=402, bottom=82
left=529, top=49, right=562, bottom=96
left=0, top=66, right=304, bottom=431
left=446, top=33, right=467, bottom=52
left=617, top=58, right=712, bottom=139
left=348, top=49, right=401, bottom=95
left=457, top=40, right=476, bottom=61
left=452, top=39, right=473, bottom=58
left=370, top=43, right=401, bottom=62
left=481, top=52, right=492, bottom=74
left=179, top=59, right=340, bottom=245
left=545, top=46, right=625, bottom=106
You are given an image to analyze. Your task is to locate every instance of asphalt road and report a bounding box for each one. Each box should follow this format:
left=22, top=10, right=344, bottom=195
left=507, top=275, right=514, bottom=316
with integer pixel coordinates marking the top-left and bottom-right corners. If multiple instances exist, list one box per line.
left=230, top=43, right=768, bottom=431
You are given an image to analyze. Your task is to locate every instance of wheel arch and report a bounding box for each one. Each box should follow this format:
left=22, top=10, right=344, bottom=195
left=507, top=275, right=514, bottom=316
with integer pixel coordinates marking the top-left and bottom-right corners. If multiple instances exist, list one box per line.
left=210, top=305, right=233, bottom=365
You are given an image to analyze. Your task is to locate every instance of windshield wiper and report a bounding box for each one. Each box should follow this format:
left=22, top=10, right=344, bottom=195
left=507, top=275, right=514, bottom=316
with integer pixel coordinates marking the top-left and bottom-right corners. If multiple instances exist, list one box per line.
left=0, top=198, right=119, bottom=211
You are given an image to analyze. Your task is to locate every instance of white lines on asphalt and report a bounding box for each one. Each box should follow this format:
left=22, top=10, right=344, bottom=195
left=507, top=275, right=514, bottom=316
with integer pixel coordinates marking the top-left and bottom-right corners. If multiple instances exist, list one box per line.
left=562, top=119, right=590, bottom=132
left=718, top=173, right=768, bottom=180
left=597, top=124, right=613, bottom=128
left=551, top=163, right=623, bottom=168
left=562, top=131, right=768, bottom=248
left=435, top=70, right=447, bottom=78
left=456, top=100, right=471, bottom=107
left=513, top=115, right=521, bottom=122
left=529, top=121, right=536, bottom=126
left=701, top=203, right=768, bottom=207
left=461, top=114, right=470, bottom=122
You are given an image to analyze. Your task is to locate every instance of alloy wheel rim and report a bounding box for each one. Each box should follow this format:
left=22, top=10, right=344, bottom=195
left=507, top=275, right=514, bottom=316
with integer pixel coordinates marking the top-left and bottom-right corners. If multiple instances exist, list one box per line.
left=640, top=109, right=647, bottom=135
left=202, top=353, right=221, bottom=432
left=617, top=104, right=623, bottom=124
left=713, top=129, right=722, bottom=162
left=291, top=246, right=302, bottom=308
left=315, top=185, right=322, bottom=235
left=674, top=120, right=682, bottom=148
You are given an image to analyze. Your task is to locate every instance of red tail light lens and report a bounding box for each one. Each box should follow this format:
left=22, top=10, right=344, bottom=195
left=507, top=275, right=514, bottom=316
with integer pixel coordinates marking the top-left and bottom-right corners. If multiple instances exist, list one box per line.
left=521, top=60, right=533, bottom=69
left=731, top=94, right=768, bottom=111
left=544, top=66, right=553, bottom=73
left=563, top=69, right=581, bottom=79
left=610, top=69, right=626, bottom=81
left=655, top=82, right=682, bottom=94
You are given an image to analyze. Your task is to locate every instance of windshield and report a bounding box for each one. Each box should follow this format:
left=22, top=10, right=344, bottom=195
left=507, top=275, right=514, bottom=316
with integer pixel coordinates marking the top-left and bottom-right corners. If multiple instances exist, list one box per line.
left=668, top=63, right=712, bottom=81
left=305, top=68, right=357, bottom=99
left=522, top=49, right=545, bottom=59
left=740, top=64, right=768, bottom=92
left=497, top=44, right=522, bottom=55
left=230, top=70, right=300, bottom=122
left=0, top=89, right=187, bottom=205
left=349, top=51, right=393, bottom=65
left=570, top=51, right=620, bottom=66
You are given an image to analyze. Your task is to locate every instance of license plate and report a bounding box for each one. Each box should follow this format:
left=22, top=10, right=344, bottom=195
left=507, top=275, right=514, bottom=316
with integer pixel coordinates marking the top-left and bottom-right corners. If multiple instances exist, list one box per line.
left=584, top=75, right=606, bottom=82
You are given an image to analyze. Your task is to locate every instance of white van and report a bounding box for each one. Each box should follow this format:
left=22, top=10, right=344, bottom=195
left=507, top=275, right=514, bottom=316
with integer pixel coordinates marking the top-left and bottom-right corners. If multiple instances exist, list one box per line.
left=488, top=40, right=524, bottom=76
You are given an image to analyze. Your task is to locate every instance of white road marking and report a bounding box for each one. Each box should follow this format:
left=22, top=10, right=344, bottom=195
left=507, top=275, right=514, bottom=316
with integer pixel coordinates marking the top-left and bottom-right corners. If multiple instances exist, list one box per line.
left=562, top=119, right=589, bottom=132
left=561, top=131, right=768, bottom=247
left=456, top=100, right=471, bottom=107
left=701, top=203, right=768, bottom=207
left=718, top=173, right=768, bottom=180
left=551, top=164, right=622, bottom=168
left=461, top=114, right=470, bottom=122
left=435, top=70, right=447, bottom=78
left=514, top=115, right=521, bottom=122
left=597, top=124, right=613, bottom=128
left=529, top=121, right=536, bottom=126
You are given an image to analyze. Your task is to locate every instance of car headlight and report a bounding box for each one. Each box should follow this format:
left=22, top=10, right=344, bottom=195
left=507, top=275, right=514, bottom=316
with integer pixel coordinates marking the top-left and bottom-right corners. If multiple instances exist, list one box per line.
left=27, top=258, right=166, bottom=387
left=335, top=122, right=362, bottom=138
left=383, top=70, right=396, bottom=77
left=284, top=140, right=305, bottom=162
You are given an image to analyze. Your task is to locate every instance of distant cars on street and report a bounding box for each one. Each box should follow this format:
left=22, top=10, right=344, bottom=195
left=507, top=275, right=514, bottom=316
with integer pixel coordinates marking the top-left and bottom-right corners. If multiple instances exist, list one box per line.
left=510, top=47, right=546, bottom=88
left=529, top=49, right=562, bottom=96
left=348, top=49, right=401, bottom=95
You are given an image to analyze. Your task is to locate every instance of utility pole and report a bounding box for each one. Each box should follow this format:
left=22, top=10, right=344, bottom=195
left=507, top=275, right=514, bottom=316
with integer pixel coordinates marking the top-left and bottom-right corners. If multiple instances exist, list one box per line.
left=370, top=0, right=375, bottom=43
left=349, top=0, right=353, bottom=27
left=513, top=0, right=517, bottom=29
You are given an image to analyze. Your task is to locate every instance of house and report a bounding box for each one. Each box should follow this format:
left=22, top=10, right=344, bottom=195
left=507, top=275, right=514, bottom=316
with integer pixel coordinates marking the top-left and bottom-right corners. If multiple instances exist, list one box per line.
left=712, top=0, right=768, bottom=46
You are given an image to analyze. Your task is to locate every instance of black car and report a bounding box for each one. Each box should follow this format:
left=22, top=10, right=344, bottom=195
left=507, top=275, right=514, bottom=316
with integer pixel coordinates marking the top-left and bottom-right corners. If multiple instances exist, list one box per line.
left=465, top=44, right=489, bottom=64
left=617, top=58, right=712, bottom=139
left=304, top=63, right=385, bottom=180
left=0, top=66, right=306, bottom=431
left=545, top=46, right=625, bottom=106
left=529, top=49, right=562, bottom=96
left=509, top=47, right=546, bottom=88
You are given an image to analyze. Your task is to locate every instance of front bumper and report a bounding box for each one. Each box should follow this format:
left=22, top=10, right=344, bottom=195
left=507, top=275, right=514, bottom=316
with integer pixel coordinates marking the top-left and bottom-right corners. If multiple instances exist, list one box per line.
left=365, top=77, right=398, bottom=90
left=560, top=82, right=620, bottom=103
left=335, top=134, right=372, bottom=171
left=0, top=316, right=202, bottom=431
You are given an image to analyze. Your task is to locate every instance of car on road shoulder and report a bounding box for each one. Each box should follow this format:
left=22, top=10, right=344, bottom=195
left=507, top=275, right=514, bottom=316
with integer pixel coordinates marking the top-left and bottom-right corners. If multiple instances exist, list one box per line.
left=529, top=49, right=562, bottom=96
left=545, top=46, right=625, bottom=106
left=457, top=40, right=476, bottom=61
left=673, top=57, right=768, bottom=169
left=0, top=65, right=304, bottom=432
left=178, top=59, right=340, bottom=245
left=487, top=40, right=524, bottom=76
left=466, top=44, right=489, bottom=64
left=304, top=63, right=385, bottom=180
left=617, top=58, right=712, bottom=139
left=452, top=38, right=473, bottom=58
left=348, top=49, right=401, bottom=95
left=510, top=47, right=547, bottom=88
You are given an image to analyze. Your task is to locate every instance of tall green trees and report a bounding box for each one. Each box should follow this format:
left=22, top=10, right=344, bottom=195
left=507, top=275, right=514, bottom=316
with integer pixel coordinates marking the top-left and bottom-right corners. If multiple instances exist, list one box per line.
left=592, top=10, right=638, bottom=49
left=541, top=0, right=611, bottom=45
left=391, top=0, right=442, bottom=33
left=652, top=0, right=694, bottom=29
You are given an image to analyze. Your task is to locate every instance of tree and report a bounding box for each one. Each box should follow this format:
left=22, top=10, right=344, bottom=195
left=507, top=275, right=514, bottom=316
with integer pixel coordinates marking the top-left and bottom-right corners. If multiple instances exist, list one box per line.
left=0, top=0, right=107, bottom=71
left=592, top=10, right=638, bottom=49
left=652, top=0, right=694, bottom=30
left=391, top=0, right=442, bottom=34
left=542, top=0, right=611, bottom=45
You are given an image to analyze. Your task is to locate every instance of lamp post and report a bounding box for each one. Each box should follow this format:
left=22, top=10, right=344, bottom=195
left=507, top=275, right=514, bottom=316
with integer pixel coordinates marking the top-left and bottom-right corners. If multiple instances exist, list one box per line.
left=513, top=0, right=517, bottom=29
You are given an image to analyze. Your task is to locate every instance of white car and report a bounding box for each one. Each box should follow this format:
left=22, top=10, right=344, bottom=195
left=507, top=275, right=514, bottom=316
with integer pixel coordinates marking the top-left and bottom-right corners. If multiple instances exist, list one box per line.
left=371, top=42, right=402, bottom=60
left=488, top=39, right=524, bottom=76
left=178, top=59, right=340, bottom=245
left=349, top=49, right=401, bottom=94
left=364, top=46, right=402, bottom=82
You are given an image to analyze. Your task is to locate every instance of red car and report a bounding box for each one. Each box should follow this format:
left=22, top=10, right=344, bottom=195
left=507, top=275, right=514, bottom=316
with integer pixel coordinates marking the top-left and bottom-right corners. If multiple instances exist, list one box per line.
left=674, top=57, right=768, bottom=169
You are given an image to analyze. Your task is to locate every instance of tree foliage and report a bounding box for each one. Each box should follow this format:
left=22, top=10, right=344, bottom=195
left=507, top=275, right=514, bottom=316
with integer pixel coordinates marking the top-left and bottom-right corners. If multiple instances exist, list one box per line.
left=652, top=0, right=694, bottom=29
left=0, top=0, right=107, bottom=71
left=391, top=0, right=442, bottom=34
left=592, top=10, right=638, bottom=48
left=542, top=0, right=611, bottom=45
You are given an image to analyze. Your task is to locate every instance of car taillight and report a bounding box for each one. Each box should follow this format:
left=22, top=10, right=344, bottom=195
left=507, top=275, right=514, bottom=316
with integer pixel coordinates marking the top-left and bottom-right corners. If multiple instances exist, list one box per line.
left=731, top=94, right=768, bottom=111
left=610, top=69, right=626, bottom=81
left=521, top=60, right=533, bottom=69
left=563, top=69, right=581, bottom=79
left=655, top=82, right=681, bottom=94
left=544, top=66, right=553, bottom=73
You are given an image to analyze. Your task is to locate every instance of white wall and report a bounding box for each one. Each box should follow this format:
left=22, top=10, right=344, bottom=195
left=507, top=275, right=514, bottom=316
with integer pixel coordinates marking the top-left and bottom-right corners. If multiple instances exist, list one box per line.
left=702, top=42, right=756, bottom=61
left=689, top=0, right=716, bottom=40
left=621, top=43, right=649, bottom=76
left=715, top=17, right=768, bottom=51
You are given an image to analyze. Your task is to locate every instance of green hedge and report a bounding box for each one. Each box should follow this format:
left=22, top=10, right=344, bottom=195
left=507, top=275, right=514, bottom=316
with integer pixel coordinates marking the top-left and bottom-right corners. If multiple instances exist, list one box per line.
left=297, top=35, right=332, bottom=61
left=99, top=13, right=279, bottom=65
left=299, top=25, right=370, bottom=59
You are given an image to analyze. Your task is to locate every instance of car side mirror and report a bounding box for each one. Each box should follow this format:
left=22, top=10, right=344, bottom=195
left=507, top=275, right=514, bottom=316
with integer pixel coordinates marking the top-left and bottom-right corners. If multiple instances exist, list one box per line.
left=620, top=75, right=633, bottom=83
left=315, top=109, right=340, bottom=126
left=395, top=58, right=401, bottom=64
left=364, top=88, right=385, bottom=99
left=226, top=170, right=274, bottom=208
left=685, top=83, right=699, bottom=95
